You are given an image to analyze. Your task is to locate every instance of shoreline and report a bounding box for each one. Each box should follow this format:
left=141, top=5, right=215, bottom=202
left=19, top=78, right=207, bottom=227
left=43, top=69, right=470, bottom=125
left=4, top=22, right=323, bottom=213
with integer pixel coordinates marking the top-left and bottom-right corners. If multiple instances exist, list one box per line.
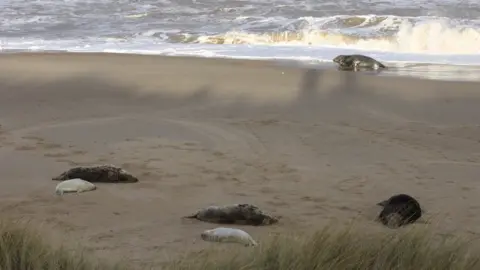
left=1, top=50, right=480, bottom=83
left=1, top=52, right=480, bottom=267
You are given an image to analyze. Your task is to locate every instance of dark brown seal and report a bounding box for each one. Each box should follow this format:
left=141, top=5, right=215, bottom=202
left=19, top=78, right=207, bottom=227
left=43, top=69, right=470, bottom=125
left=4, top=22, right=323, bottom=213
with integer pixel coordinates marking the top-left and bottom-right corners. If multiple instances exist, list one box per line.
left=52, top=164, right=139, bottom=183
left=184, top=203, right=279, bottom=226
left=377, top=193, right=422, bottom=228
left=333, top=54, right=387, bottom=71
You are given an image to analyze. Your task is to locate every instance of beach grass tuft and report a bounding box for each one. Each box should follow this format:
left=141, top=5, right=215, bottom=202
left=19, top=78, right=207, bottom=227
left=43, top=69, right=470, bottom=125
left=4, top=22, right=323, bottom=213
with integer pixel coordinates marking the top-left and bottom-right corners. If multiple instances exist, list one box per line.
left=0, top=219, right=478, bottom=270
left=0, top=219, right=125, bottom=270
left=167, top=224, right=480, bottom=270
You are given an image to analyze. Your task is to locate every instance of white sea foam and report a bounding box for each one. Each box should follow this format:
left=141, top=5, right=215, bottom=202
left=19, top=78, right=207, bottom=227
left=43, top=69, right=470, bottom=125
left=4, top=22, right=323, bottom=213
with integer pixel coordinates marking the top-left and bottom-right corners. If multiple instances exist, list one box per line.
left=193, top=17, right=480, bottom=54
left=2, top=15, right=479, bottom=67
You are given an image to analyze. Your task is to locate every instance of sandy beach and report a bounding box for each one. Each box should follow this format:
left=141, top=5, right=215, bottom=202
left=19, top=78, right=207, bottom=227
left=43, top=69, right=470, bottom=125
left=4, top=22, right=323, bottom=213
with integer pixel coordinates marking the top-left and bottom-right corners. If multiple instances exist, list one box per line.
left=0, top=52, right=480, bottom=268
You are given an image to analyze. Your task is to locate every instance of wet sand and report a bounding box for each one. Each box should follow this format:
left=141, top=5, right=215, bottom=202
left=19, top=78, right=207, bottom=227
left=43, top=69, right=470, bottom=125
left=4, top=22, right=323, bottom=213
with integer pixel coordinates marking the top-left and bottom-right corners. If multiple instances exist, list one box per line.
left=287, top=60, right=480, bottom=82
left=1, top=52, right=480, bottom=268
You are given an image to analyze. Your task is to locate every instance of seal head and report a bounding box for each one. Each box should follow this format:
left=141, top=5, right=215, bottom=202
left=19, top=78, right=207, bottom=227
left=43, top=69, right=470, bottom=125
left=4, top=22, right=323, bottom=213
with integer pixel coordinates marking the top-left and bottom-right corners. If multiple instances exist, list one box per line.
left=333, top=55, right=350, bottom=65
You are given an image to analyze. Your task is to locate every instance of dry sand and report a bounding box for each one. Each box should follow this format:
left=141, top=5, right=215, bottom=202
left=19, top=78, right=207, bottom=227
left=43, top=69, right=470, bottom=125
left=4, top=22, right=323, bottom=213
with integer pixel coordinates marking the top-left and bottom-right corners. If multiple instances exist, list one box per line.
left=1, top=52, right=480, bottom=268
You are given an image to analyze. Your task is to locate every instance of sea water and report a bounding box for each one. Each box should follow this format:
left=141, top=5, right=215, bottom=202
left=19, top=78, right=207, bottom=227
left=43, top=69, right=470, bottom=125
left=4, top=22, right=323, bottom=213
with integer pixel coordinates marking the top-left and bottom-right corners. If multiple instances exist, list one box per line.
left=1, top=0, right=479, bottom=80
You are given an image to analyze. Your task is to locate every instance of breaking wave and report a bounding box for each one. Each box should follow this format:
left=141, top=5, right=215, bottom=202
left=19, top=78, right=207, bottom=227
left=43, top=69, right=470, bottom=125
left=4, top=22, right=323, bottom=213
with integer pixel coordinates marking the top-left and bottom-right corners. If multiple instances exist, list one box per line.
left=170, top=15, right=480, bottom=55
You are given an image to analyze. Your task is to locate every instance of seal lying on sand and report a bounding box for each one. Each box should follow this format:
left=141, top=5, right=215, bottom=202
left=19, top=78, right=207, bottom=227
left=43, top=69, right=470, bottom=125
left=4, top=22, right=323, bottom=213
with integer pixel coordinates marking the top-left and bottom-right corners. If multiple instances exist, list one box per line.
left=184, top=203, right=279, bottom=226
left=377, top=193, right=422, bottom=228
left=55, top=178, right=96, bottom=196
left=201, top=227, right=258, bottom=247
left=333, top=54, right=387, bottom=71
left=52, top=164, right=139, bottom=183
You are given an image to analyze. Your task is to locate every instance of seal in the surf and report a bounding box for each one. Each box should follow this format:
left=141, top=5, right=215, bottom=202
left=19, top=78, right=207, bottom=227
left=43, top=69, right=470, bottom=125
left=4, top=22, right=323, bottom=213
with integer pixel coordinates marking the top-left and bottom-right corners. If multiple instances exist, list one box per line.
left=201, top=227, right=258, bottom=247
left=333, top=54, right=387, bottom=71
left=52, top=164, right=139, bottom=183
left=184, top=203, right=279, bottom=226
left=55, top=178, right=97, bottom=196
left=376, top=193, right=422, bottom=228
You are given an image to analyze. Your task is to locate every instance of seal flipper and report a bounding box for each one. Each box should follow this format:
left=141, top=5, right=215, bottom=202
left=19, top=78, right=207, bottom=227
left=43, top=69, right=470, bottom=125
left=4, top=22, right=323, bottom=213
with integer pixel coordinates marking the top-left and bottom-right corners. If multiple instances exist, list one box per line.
left=377, top=199, right=389, bottom=206
left=52, top=173, right=67, bottom=181
left=216, top=218, right=238, bottom=225
left=183, top=213, right=198, bottom=219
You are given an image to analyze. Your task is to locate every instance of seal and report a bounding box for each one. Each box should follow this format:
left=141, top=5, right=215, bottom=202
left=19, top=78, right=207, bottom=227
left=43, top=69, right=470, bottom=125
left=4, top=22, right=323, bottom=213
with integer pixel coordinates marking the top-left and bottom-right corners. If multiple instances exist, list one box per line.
left=333, top=54, right=387, bottom=71
left=377, top=193, right=422, bottom=228
left=52, top=164, right=139, bottom=183
left=55, top=178, right=96, bottom=196
left=201, top=227, right=258, bottom=247
left=184, top=203, right=279, bottom=226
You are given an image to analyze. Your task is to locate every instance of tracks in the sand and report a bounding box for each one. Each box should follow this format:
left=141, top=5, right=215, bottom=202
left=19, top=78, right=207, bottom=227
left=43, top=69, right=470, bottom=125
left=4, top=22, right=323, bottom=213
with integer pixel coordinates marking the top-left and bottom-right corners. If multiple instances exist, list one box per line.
left=0, top=111, right=268, bottom=164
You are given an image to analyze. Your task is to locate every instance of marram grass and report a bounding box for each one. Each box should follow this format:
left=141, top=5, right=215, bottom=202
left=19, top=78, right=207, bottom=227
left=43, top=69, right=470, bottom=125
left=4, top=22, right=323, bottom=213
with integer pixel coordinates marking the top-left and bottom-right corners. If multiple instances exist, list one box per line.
left=0, top=219, right=126, bottom=270
left=167, top=225, right=480, bottom=270
left=0, top=219, right=478, bottom=270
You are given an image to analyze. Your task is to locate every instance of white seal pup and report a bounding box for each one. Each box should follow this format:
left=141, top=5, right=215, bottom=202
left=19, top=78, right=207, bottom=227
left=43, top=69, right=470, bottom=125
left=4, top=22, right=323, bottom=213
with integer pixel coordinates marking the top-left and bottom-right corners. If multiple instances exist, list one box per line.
left=55, top=178, right=96, bottom=196
left=52, top=164, right=139, bottom=183
left=201, top=227, right=258, bottom=247
left=184, top=203, right=279, bottom=226
left=377, top=193, right=423, bottom=228
left=333, top=54, right=387, bottom=71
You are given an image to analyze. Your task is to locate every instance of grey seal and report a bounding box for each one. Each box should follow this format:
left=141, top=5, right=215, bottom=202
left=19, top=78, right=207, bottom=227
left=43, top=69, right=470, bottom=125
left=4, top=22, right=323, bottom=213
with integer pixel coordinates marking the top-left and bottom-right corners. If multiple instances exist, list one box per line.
left=52, top=164, right=139, bottom=183
left=333, top=54, right=387, bottom=71
left=184, top=203, right=279, bottom=226
left=55, top=178, right=96, bottom=195
left=377, top=193, right=422, bottom=228
left=201, top=227, right=258, bottom=247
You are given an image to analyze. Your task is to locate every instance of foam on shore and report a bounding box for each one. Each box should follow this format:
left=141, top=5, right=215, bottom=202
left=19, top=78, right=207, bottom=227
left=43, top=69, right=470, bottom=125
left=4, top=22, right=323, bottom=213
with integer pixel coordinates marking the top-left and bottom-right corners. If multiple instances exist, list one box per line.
left=1, top=15, right=480, bottom=67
